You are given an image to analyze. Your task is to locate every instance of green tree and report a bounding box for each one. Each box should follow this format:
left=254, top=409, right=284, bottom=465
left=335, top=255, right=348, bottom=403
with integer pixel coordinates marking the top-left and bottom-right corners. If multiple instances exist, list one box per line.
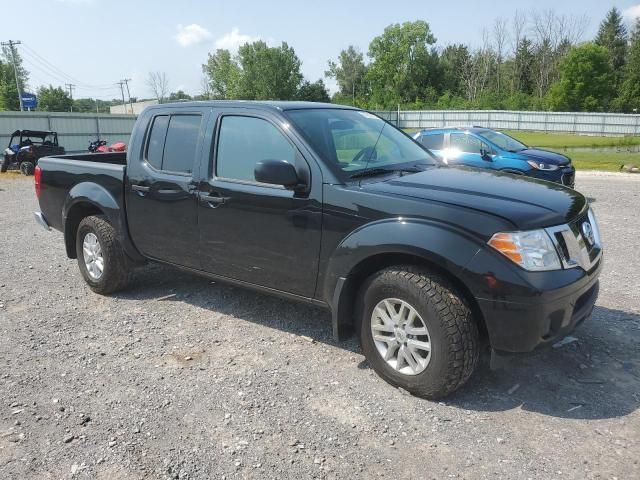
left=296, top=79, right=330, bottom=102
left=202, top=49, right=241, bottom=99
left=438, top=44, right=469, bottom=97
left=168, top=90, right=192, bottom=101
left=325, top=45, right=367, bottom=104
left=37, top=85, right=73, bottom=112
left=237, top=41, right=303, bottom=100
left=594, top=7, right=628, bottom=85
left=546, top=43, right=614, bottom=112
left=615, top=19, right=640, bottom=112
left=366, top=20, right=438, bottom=108
left=512, top=37, right=535, bottom=95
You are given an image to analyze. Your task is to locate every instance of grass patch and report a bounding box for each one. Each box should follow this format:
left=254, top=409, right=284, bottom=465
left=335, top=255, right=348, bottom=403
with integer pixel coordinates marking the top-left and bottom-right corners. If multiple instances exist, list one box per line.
left=562, top=152, right=638, bottom=172
left=504, top=131, right=640, bottom=149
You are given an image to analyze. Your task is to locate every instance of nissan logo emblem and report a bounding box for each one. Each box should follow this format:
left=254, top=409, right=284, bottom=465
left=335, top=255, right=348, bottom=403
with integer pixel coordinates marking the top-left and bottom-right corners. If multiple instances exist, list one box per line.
left=582, top=221, right=595, bottom=246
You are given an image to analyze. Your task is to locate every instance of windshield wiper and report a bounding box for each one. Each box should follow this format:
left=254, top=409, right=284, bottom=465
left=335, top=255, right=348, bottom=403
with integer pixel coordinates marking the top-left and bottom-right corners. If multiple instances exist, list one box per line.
left=349, top=167, right=396, bottom=179
left=349, top=165, right=426, bottom=180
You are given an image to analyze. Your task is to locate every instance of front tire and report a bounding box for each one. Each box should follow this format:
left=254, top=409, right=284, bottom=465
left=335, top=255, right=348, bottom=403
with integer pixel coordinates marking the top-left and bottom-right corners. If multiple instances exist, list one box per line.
left=359, top=266, right=479, bottom=399
left=76, top=215, right=131, bottom=294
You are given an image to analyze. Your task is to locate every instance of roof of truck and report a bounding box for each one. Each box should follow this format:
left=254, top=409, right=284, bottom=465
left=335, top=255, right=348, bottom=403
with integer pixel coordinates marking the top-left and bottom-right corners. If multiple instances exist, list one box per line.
left=146, top=100, right=359, bottom=112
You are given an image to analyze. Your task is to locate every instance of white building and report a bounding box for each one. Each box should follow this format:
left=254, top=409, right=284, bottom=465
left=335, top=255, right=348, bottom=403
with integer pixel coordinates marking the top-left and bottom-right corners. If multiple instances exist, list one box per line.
left=110, top=99, right=158, bottom=115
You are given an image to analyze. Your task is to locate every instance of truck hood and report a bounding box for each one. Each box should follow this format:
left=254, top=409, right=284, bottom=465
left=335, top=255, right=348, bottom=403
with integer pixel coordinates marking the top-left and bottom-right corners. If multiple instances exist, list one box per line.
left=362, top=166, right=586, bottom=230
left=513, top=148, right=571, bottom=166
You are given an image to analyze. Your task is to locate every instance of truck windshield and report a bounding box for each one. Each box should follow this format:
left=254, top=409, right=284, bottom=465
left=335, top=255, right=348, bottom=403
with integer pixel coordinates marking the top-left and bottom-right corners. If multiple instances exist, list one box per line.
left=478, top=130, right=528, bottom=152
left=285, top=109, right=438, bottom=180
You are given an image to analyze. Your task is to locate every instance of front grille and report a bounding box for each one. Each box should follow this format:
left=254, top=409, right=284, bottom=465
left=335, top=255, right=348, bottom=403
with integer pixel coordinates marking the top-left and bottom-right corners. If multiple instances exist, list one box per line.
left=546, top=209, right=602, bottom=271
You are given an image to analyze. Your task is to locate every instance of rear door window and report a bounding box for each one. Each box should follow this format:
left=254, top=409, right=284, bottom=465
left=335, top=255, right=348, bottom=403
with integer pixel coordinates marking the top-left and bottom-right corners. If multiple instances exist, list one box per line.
left=146, top=115, right=169, bottom=170
left=420, top=133, right=444, bottom=150
left=145, top=114, right=201, bottom=174
left=162, top=115, right=201, bottom=174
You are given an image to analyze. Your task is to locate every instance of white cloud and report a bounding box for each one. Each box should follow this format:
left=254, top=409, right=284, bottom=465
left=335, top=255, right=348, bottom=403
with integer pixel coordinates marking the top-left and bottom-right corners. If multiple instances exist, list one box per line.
left=623, top=5, right=640, bottom=21
left=175, top=24, right=213, bottom=47
left=214, top=28, right=260, bottom=51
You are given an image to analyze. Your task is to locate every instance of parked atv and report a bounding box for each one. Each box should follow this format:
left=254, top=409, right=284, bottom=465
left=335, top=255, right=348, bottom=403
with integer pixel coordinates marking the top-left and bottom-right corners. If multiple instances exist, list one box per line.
left=1, top=130, right=65, bottom=175
left=88, top=139, right=126, bottom=153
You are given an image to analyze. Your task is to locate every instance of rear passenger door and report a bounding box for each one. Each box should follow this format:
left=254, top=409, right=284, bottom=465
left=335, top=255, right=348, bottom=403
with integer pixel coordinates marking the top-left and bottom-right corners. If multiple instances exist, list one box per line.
left=126, top=108, right=210, bottom=268
left=418, top=133, right=444, bottom=160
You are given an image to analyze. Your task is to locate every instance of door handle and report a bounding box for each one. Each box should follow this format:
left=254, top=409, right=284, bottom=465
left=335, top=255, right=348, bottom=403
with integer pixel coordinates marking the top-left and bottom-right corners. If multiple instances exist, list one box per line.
left=198, top=191, right=229, bottom=207
left=131, top=184, right=150, bottom=196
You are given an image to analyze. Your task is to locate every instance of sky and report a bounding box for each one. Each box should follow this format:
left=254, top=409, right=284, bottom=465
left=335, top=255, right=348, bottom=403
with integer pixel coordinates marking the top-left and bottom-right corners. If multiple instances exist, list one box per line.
left=4, top=0, right=640, bottom=101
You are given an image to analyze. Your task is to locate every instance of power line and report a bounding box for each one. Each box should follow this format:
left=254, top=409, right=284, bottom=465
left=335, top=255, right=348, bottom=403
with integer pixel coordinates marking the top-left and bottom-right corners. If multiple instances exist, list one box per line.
left=1, top=40, right=24, bottom=111
left=20, top=42, right=116, bottom=89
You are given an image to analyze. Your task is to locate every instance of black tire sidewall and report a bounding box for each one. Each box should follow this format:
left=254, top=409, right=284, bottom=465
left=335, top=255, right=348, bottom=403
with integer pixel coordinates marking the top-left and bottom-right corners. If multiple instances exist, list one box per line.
left=360, top=272, right=461, bottom=395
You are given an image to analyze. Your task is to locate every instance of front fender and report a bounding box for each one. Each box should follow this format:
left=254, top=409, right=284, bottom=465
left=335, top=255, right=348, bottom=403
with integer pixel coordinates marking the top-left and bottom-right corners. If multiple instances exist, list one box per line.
left=322, top=218, right=484, bottom=339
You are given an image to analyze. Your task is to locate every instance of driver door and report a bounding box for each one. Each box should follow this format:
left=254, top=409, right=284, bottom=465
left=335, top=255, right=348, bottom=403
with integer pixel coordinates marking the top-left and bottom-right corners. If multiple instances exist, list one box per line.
left=447, top=132, right=493, bottom=168
left=197, top=110, right=323, bottom=298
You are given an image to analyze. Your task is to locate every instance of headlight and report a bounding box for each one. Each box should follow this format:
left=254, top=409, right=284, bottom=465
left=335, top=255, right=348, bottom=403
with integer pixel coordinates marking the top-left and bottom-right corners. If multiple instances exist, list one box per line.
left=527, top=160, right=559, bottom=171
left=488, top=229, right=561, bottom=271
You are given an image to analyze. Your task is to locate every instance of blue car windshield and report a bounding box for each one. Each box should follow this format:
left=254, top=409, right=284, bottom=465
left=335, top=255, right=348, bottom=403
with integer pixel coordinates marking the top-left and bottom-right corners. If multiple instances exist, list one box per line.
left=285, top=109, right=438, bottom=179
left=478, top=130, right=528, bottom=152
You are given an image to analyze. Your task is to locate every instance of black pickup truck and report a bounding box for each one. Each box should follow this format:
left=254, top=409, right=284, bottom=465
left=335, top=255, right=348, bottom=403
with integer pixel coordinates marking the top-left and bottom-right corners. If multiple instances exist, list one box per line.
left=33, top=101, right=603, bottom=398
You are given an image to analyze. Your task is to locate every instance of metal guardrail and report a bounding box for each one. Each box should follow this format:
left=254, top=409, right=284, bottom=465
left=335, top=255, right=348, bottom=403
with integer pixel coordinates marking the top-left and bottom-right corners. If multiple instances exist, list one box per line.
left=373, top=110, right=640, bottom=136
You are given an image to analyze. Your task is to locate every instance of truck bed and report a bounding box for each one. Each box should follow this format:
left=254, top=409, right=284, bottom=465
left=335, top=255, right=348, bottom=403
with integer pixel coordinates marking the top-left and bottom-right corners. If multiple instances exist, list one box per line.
left=46, top=152, right=127, bottom=165
left=36, top=153, right=127, bottom=233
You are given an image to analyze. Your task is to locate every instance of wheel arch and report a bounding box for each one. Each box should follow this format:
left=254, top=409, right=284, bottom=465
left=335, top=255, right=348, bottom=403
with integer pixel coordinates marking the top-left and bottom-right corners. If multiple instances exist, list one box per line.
left=62, top=182, right=144, bottom=263
left=324, top=219, right=487, bottom=341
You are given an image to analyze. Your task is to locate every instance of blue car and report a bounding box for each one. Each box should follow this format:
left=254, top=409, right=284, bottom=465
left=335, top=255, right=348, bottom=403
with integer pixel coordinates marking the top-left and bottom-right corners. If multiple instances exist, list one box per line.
left=413, top=127, right=575, bottom=188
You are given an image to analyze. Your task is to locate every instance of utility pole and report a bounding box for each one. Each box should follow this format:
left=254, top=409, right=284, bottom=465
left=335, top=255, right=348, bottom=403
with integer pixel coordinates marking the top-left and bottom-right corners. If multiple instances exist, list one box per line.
left=116, top=81, right=127, bottom=113
left=121, top=78, right=132, bottom=114
left=65, top=83, right=75, bottom=112
left=1, top=40, right=23, bottom=111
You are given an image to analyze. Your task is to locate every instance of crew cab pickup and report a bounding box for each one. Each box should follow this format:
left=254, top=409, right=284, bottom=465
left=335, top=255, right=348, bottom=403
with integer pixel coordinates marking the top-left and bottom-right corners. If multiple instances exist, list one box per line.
left=34, top=102, right=603, bottom=398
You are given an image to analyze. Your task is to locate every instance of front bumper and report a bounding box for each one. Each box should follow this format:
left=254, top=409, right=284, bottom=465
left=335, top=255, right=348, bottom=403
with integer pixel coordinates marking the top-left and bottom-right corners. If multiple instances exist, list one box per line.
left=468, top=251, right=602, bottom=353
left=530, top=166, right=575, bottom=188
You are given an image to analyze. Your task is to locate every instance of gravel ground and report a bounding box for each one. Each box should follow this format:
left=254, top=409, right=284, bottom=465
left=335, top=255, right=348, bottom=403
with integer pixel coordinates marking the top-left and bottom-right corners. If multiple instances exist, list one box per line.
left=0, top=171, right=638, bottom=479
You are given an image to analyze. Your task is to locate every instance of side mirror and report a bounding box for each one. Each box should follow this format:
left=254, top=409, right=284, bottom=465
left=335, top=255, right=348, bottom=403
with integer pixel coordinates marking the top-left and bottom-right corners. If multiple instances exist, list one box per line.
left=255, top=159, right=300, bottom=188
left=480, top=147, right=493, bottom=160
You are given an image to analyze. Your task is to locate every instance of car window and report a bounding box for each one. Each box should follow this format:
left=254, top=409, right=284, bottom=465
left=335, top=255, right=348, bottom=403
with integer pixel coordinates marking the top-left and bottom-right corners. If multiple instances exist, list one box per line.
left=216, top=116, right=295, bottom=182
left=420, top=133, right=444, bottom=150
left=146, top=115, right=169, bottom=170
left=162, top=115, right=201, bottom=174
left=450, top=133, right=485, bottom=154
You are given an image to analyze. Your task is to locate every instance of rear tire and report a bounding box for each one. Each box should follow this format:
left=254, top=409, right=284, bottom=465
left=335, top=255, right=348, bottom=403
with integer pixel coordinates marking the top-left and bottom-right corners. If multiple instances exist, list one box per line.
left=359, top=266, right=479, bottom=399
left=20, top=161, right=35, bottom=176
left=0, top=155, right=9, bottom=173
left=76, top=215, right=131, bottom=294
